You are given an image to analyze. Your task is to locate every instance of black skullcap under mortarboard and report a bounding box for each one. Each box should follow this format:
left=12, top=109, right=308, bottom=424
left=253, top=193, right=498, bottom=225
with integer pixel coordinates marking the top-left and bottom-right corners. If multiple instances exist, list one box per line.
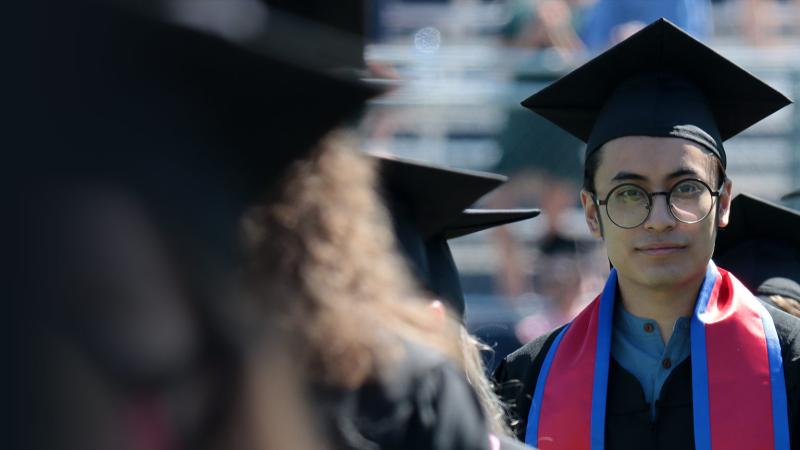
left=374, top=155, right=539, bottom=319
left=521, top=18, right=792, bottom=167
left=714, top=193, right=800, bottom=291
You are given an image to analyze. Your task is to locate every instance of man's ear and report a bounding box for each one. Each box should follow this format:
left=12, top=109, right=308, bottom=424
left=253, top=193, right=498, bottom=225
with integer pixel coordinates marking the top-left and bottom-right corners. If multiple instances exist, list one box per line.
left=717, top=178, right=733, bottom=228
left=580, top=189, right=603, bottom=239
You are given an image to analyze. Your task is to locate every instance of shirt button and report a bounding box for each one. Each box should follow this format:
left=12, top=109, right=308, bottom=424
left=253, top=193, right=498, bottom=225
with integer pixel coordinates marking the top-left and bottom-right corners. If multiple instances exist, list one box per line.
left=662, top=358, right=672, bottom=369
left=643, top=323, right=655, bottom=333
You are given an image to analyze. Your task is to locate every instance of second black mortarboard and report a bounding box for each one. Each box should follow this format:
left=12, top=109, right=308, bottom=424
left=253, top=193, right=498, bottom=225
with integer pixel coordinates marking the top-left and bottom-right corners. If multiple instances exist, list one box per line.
left=444, top=209, right=542, bottom=239
left=521, top=18, right=791, bottom=167
left=375, top=155, right=539, bottom=319
left=376, top=155, right=508, bottom=238
left=714, top=193, right=800, bottom=290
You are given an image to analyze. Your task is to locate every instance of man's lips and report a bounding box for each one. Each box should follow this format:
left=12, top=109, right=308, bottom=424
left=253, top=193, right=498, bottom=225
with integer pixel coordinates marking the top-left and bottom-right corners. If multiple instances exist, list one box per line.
left=635, top=243, right=687, bottom=255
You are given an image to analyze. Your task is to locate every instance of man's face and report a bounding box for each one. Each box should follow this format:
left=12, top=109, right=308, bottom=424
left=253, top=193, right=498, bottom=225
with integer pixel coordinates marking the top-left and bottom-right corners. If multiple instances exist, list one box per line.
left=580, top=136, right=733, bottom=291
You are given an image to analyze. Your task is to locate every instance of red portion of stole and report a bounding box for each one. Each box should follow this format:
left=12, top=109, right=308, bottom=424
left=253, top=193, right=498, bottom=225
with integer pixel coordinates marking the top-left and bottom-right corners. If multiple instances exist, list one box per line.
left=537, top=297, right=600, bottom=449
left=705, top=269, right=775, bottom=450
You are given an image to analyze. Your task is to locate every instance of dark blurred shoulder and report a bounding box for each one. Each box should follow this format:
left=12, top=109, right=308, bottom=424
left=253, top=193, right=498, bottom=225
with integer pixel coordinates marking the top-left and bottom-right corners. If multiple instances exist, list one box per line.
left=762, top=301, right=800, bottom=389
left=501, top=326, right=565, bottom=373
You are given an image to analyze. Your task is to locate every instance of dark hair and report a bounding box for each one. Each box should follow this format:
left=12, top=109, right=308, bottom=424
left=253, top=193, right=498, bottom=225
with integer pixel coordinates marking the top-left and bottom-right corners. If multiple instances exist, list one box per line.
left=582, top=145, right=727, bottom=195
left=582, top=147, right=604, bottom=193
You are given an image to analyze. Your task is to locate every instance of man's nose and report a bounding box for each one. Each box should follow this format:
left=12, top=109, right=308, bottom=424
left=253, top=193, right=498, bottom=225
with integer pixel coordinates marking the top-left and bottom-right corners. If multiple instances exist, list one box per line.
left=643, top=194, right=676, bottom=232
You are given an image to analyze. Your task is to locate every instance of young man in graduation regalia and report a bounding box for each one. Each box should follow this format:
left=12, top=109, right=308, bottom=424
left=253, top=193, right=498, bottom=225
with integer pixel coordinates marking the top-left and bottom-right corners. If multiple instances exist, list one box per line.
left=493, top=19, right=800, bottom=450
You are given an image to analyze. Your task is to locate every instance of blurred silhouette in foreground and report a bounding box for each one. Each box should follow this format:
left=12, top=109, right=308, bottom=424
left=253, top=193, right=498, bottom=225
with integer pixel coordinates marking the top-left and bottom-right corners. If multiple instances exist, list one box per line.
left=18, top=1, right=496, bottom=450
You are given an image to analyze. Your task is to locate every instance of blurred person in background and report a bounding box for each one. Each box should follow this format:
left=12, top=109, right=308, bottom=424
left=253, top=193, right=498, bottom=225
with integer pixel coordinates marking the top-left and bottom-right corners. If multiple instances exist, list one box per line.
left=736, top=0, right=800, bottom=46
left=488, top=124, right=607, bottom=345
left=580, top=0, right=713, bottom=52
left=490, top=74, right=607, bottom=345
left=487, top=172, right=605, bottom=344
left=501, top=0, right=593, bottom=53
left=493, top=20, right=799, bottom=449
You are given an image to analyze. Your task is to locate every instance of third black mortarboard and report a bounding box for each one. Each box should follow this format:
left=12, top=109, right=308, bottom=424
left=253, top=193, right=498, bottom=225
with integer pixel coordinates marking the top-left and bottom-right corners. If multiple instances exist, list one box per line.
left=444, top=209, right=541, bottom=239
left=714, top=193, right=800, bottom=290
left=521, top=18, right=791, bottom=167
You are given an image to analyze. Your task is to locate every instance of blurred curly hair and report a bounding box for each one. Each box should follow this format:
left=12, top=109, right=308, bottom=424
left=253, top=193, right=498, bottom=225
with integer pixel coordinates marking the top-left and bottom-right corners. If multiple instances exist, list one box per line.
left=241, top=131, right=462, bottom=388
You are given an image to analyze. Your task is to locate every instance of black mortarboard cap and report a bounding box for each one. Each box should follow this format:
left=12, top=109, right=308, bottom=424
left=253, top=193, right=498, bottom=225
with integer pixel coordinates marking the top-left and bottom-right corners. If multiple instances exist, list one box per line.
left=714, top=193, right=800, bottom=290
left=375, top=155, right=539, bottom=319
left=444, top=209, right=541, bottom=240
left=376, top=155, right=508, bottom=238
left=521, top=18, right=792, bottom=167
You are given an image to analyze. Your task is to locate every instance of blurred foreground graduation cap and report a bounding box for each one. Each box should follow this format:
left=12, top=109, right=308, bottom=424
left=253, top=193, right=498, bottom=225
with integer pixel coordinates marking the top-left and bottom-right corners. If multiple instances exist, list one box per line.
left=521, top=18, right=791, bottom=167
left=714, top=193, right=800, bottom=291
left=35, top=0, right=380, bottom=198
left=375, top=155, right=540, bottom=319
left=22, top=0, right=380, bottom=438
left=21, top=2, right=383, bottom=448
left=29, top=0, right=383, bottom=265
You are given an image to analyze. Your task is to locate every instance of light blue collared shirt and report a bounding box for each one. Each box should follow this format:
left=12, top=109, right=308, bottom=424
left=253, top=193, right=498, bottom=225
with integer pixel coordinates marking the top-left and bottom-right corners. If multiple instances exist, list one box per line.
left=611, top=304, right=691, bottom=419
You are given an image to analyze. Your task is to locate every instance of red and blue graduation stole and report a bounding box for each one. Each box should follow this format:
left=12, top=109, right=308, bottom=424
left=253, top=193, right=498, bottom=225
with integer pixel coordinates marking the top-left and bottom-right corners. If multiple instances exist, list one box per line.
left=525, top=262, right=790, bottom=450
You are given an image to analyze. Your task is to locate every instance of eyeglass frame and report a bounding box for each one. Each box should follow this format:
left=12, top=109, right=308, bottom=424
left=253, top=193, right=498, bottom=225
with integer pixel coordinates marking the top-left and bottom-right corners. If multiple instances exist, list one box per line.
left=590, top=178, right=721, bottom=229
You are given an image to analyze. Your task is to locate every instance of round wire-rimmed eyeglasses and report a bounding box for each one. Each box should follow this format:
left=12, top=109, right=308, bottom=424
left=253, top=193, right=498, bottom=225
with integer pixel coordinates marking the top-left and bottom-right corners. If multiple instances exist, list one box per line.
left=591, top=178, right=721, bottom=229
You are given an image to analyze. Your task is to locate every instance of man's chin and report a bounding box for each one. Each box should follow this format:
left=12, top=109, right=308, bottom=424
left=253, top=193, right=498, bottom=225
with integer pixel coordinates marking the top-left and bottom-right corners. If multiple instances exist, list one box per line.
left=621, top=263, right=694, bottom=288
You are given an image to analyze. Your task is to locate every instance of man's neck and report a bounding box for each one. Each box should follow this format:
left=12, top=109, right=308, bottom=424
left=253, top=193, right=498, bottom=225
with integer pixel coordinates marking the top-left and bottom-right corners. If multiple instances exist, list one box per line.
left=616, top=273, right=704, bottom=344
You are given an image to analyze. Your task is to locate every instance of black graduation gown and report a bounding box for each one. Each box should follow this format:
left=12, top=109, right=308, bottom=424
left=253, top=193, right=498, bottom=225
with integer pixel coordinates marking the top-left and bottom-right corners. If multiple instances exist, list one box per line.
left=314, top=342, right=491, bottom=450
left=493, top=302, right=800, bottom=449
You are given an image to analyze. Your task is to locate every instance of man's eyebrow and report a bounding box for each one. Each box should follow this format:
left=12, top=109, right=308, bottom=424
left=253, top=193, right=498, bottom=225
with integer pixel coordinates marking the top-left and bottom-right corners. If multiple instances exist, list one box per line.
left=666, top=168, right=703, bottom=179
left=611, top=171, right=648, bottom=182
